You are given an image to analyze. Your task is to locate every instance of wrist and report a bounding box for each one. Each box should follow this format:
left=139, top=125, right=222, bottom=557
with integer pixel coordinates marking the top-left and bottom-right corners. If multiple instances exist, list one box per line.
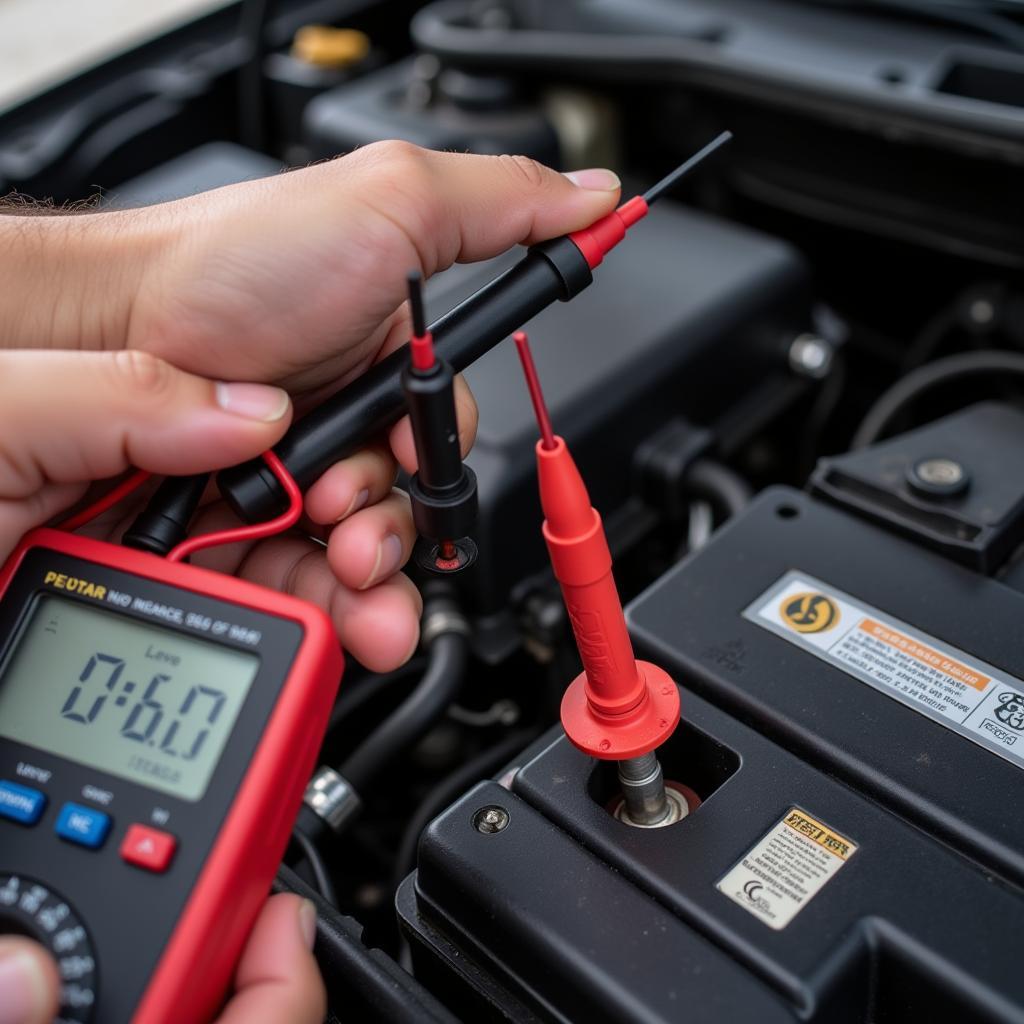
left=0, top=206, right=168, bottom=351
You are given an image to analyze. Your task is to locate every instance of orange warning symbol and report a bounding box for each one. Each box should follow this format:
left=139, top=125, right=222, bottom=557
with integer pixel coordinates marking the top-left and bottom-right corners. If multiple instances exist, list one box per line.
left=780, top=592, right=839, bottom=634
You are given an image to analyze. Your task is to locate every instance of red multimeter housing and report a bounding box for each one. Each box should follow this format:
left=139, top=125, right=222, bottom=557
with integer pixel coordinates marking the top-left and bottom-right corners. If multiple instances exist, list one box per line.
left=0, top=528, right=343, bottom=1023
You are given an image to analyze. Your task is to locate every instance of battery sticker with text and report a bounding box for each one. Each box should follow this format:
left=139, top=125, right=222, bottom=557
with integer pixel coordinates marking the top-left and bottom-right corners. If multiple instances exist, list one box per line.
left=745, top=571, right=1024, bottom=770
left=717, top=808, right=856, bottom=930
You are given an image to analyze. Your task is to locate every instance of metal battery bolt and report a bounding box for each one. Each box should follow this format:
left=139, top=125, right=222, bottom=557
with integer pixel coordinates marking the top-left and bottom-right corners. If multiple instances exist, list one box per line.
left=474, top=806, right=510, bottom=834
left=615, top=752, right=688, bottom=829
left=788, top=334, right=834, bottom=379
left=304, top=766, right=361, bottom=832
left=908, top=457, right=969, bottom=498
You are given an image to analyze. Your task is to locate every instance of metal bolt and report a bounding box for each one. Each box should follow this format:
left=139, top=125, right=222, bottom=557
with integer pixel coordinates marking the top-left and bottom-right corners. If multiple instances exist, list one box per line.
left=617, top=752, right=671, bottom=827
left=969, top=298, right=995, bottom=326
left=474, top=806, right=510, bottom=834
left=908, top=457, right=969, bottom=499
left=304, top=766, right=361, bottom=832
left=788, top=334, right=834, bottom=379
left=914, top=457, right=964, bottom=487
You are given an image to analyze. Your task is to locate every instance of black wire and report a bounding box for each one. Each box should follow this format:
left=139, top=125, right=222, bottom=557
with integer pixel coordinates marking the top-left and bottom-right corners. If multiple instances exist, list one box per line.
left=238, top=0, right=274, bottom=151
left=121, top=475, right=209, bottom=556
left=291, top=826, right=338, bottom=906
left=340, top=630, right=469, bottom=795
left=799, top=353, right=848, bottom=480
left=391, top=729, right=539, bottom=893
left=326, top=657, right=427, bottom=736
left=684, top=458, right=753, bottom=520
left=852, top=350, right=1024, bottom=449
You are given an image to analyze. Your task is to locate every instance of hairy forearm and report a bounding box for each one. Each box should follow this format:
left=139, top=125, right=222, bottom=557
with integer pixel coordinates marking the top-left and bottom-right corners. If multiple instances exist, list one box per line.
left=0, top=206, right=164, bottom=351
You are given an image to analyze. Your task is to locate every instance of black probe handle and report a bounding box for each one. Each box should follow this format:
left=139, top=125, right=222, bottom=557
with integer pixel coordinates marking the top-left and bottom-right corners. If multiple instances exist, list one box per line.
left=217, top=237, right=592, bottom=522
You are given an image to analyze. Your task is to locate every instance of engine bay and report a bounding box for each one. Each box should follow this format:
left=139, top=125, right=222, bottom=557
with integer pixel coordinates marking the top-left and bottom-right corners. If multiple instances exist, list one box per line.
left=3, top=1, right=1024, bottom=1021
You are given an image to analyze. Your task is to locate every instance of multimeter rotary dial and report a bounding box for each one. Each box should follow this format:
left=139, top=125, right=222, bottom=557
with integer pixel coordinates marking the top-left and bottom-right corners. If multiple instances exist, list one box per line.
left=0, top=873, right=96, bottom=1023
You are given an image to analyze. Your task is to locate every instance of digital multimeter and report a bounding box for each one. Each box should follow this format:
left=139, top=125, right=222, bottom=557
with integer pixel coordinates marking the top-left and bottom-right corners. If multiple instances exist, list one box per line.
left=0, top=528, right=343, bottom=1023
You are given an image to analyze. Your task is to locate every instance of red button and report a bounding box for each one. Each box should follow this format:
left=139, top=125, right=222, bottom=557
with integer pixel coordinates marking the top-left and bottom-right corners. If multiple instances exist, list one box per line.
left=120, top=824, right=176, bottom=873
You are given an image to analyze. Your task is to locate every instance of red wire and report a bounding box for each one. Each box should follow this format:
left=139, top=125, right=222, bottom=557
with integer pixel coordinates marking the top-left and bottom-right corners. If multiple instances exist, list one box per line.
left=59, top=470, right=152, bottom=533
left=512, top=331, right=556, bottom=450
left=167, top=451, right=302, bottom=563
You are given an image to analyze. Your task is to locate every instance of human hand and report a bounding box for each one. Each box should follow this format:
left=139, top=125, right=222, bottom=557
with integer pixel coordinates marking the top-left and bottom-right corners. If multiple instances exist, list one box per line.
left=0, top=894, right=324, bottom=1024
left=0, top=145, right=621, bottom=668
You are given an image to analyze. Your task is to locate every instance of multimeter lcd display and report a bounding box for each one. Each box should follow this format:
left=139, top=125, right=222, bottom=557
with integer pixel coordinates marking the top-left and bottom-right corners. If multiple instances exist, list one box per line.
left=0, top=595, right=259, bottom=801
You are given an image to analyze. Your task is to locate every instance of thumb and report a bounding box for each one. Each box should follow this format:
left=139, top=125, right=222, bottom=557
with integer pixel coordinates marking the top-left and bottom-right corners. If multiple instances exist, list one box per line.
left=349, top=142, right=622, bottom=273
left=215, top=894, right=324, bottom=1024
left=0, top=349, right=292, bottom=499
left=0, top=937, right=60, bottom=1024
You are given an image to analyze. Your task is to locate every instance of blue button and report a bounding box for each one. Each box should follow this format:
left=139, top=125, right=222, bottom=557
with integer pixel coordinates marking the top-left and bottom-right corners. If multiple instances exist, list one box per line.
left=0, top=780, right=46, bottom=825
left=55, top=803, right=111, bottom=849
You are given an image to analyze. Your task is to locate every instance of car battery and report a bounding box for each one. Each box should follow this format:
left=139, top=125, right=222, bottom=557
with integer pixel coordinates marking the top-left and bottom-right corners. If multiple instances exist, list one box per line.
left=399, top=485, right=1024, bottom=1023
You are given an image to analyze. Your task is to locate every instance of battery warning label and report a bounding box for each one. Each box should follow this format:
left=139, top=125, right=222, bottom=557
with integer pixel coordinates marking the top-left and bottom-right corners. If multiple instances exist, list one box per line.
left=746, top=571, right=1024, bottom=770
left=717, top=808, right=856, bottom=930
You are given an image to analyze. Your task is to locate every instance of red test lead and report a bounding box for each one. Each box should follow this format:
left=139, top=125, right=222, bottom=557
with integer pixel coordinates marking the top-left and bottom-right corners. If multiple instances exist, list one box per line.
left=513, top=332, right=686, bottom=827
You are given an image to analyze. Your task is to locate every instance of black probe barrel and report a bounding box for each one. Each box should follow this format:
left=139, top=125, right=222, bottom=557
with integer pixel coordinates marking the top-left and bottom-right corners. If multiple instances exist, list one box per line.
left=405, top=363, right=464, bottom=492
left=217, top=236, right=592, bottom=522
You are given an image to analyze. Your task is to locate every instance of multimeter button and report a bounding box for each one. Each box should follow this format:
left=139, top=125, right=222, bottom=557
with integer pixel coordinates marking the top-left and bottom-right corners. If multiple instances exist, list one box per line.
left=55, top=803, right=111, bottom=849
left=120, top=824, right=176, bottom=872
left=0, top=874, right=96, bottom=1022
left=0, top=780, right=46, bottom=825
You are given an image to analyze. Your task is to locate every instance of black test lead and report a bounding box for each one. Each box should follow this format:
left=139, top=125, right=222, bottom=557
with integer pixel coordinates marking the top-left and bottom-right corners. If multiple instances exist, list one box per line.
left=402, top=271, right=479, bottom=574
left=218, top=131, right=734, bottom=521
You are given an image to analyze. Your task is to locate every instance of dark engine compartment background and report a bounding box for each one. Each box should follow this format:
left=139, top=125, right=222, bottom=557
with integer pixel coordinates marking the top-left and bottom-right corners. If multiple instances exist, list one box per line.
left=4, top=1, right=1024, bottom=1021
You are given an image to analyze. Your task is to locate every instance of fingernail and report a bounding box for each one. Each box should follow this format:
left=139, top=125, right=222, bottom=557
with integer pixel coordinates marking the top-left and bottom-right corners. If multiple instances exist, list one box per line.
left=298, top=899, right=317, bottom=950
left=0, top=946, right=51, bottom=1024
left=564, top=168, right=621, bottom=191
left=339, top=488, right=370, bottom=522
left=215, top=382, right=290, bottom=422
left=362, top=533, right=404, bottom=589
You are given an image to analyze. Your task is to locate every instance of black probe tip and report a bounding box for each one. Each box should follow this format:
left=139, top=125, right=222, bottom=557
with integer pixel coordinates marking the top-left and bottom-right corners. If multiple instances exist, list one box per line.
left=642, top=130, right=733, bottom=205
left=407, top=270, right=427, bottom=338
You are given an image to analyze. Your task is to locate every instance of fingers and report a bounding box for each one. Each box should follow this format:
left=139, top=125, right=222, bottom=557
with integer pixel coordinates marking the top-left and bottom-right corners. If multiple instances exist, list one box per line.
left=0, top=937, right=60, bottom=1024
left=215, top=895, right=324, bottom=1024
left=304, top=445, right=397, bottom=526
left=325, top=490, right=416, bottom=591
left=0, top=350, right=292, bottom=498
left=181, top=501, right=422, bottom=671
left=234, top=534, right=422, bottom=671
left=350, top=142, right=622, bottom=274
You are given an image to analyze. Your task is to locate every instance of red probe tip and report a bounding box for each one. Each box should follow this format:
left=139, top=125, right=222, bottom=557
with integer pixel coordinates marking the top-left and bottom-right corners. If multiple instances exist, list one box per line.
left=513, top=331, right=556, bottom=450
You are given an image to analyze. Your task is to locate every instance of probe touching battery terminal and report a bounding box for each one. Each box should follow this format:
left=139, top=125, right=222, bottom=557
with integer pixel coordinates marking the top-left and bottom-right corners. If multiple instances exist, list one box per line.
left=401, top=271, right=479, bottom=574
left=515, top=331, right=688, bottom=827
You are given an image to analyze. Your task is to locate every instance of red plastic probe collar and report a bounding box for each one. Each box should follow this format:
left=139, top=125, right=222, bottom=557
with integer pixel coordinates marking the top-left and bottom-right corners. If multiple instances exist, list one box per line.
left=410, top=330, right=435, bottom=372
left=567, top=196, right=649, bottom=271
left=514, top=333, right=680, bottom=760
left=567, top=131, right=733, bottom=270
